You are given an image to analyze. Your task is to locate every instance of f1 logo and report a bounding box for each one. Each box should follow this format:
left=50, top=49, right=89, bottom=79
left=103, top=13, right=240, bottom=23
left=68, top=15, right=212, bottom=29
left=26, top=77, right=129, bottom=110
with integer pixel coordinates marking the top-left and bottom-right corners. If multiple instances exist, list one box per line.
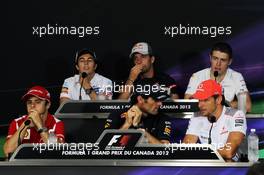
left=107, top=135, right=121, bottom=146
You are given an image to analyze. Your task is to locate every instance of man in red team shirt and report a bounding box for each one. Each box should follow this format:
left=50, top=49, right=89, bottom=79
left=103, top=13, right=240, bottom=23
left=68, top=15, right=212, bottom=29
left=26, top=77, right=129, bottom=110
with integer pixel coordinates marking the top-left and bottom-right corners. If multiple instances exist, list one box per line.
left=3, top=86, right=65, bottom=157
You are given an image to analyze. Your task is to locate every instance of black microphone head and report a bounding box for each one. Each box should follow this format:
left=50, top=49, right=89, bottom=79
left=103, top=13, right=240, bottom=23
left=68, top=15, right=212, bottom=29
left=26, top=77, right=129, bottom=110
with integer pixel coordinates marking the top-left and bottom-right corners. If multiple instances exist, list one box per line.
left=81, top=72, right=88, bottom=78
left=213, top=71, right=218, bottom=78
left=24, top=120, right=31, bottom=126
left=208, top=116, right=216, bottom=123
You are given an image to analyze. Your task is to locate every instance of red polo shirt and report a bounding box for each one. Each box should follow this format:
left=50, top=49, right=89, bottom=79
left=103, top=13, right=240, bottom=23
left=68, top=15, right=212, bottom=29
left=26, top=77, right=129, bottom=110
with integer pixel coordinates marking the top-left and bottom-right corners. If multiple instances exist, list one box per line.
left=6, top=113, right=65, bottom=143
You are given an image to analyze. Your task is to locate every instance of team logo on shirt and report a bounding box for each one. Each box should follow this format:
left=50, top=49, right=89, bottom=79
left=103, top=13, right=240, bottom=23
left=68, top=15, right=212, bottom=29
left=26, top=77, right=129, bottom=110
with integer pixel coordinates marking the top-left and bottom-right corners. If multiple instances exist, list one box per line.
left=24, top=129, right=31, bottom=139
left=235, top=119, right=244, bottom=127
left=164, top=127, right=171, bottom=136
left=234, top=113, right=244, bottom=127
left=104, top=119, right=112, bottom=128
left=164, top=121, right=171, bottom=136
left=220, top=126, right=228, bottom=135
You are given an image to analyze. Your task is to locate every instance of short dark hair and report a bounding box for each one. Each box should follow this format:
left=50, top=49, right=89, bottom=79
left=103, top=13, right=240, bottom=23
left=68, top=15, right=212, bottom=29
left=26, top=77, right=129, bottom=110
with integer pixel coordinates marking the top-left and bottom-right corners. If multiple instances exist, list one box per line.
left=210, top=42, right=233, bottom=59
left=212, top=94, right=225, bottom=106
left=130, top=94, right=149, bottom=105
left=45, top=100, right=49, bottom=105
left=74, top=49, right=97, bottom=65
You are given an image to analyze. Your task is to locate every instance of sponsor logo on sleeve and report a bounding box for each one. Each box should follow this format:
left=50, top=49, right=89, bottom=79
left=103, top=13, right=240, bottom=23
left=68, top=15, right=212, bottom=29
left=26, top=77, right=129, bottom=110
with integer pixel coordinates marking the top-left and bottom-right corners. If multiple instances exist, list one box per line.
left=235, top=119, right=244, bottom=127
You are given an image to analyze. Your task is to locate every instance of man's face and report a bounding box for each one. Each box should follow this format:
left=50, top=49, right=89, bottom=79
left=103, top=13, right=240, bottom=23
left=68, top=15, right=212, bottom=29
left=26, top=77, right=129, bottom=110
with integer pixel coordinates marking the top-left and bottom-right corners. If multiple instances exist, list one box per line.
left=210, top=50, right=232, bottom=76
left=198, top=96, right=217, bottom=116
left=26, top=96, right=49, bottom=115
left=133, top=53, right=154, bottom=73
left=76, top=53, right=97, bottom=74
left=140, top=97, right=162, bottom=115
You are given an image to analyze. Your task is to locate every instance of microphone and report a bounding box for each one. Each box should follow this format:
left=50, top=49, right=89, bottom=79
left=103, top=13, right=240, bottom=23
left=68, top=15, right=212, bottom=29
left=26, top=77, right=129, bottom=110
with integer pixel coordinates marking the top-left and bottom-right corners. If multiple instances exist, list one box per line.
left=208, top=116, right=216, bottom=144
left=213, top=71, right=218, bottom=82
left=17, top=120, right=31, bottom=146
left=79, top=72, right=88, bottom=100
left=81, top=72, right=88, bottom=78
left=24, top=120, right=31, bottom=126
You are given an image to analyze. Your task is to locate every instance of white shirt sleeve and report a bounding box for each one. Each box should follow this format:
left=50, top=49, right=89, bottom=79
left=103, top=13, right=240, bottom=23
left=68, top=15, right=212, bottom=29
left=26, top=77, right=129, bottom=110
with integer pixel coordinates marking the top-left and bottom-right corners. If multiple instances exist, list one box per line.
left=229, top=110, right=247, bottom=135
left=185, top=73, right=200, bottom=95
left=60, top=78, right=71, bottom=99
left=102, top=79, right=113, bottom=99
left=234, top=73, right=248, bottom=96
left=185, top=116, right=201, bottom=136
left=93, top=75, right=113, bottom=100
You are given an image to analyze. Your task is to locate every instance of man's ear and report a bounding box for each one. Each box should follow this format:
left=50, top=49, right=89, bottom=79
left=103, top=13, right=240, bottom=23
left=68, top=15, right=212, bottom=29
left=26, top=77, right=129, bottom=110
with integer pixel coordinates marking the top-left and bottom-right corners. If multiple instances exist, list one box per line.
left=151, top=56, right=155, bottom=64
left=217, top=95, right=223, bottom=105
left=46, top=101, right=51, bottom=110
left=137, top=96, right=144, bottom=105
left=209, top=54, right=212, bottom=61
left=228, top=58, right=232, bottom=66
left=75, top=64, right=80, bottom=71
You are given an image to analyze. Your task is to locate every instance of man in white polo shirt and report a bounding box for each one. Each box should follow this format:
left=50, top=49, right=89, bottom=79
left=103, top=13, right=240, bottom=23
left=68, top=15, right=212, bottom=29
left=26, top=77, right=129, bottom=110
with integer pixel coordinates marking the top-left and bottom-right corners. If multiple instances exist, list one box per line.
left=183, top=79, right=247, bottom=161
left=60, top=49, right=112, bottom=104
left=184, top=42, right=251, bottom=112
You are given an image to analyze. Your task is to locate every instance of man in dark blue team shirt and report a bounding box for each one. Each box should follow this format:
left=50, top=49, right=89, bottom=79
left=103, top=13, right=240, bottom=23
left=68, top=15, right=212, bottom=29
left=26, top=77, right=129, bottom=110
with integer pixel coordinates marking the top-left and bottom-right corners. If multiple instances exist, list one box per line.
left=105, top=79, right=172, bottom=144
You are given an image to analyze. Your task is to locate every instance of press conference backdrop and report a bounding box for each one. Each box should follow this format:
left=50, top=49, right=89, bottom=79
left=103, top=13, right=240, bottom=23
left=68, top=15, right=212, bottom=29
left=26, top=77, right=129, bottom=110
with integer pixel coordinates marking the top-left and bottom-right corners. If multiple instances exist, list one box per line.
left=1, top=0, right=264, bottom=159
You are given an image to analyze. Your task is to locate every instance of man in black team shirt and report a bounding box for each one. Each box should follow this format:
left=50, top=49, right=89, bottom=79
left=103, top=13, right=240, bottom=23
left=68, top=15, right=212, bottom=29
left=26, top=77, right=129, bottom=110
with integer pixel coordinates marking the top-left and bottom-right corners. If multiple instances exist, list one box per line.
left=118, top=42, right=179, bottom=100
left=105, top=79, right=172, bottom=144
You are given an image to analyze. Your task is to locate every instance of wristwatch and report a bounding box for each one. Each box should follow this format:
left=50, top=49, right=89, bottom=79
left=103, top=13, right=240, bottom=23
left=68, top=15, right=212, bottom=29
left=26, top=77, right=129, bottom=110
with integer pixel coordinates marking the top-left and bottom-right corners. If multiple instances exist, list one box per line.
left=85, top=87, right=94, bottom=95
left=37, top=127, right=48, bottom=134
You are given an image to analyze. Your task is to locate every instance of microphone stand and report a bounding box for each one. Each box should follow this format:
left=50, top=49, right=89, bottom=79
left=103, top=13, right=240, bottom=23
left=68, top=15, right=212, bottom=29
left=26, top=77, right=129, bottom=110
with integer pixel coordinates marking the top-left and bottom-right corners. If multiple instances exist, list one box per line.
left=79, top=72, right=88, bottom=100
left=208, top=116, right=216, bottom=144
left=17, top=120, right=31, bottom=146
left=213, top=71, right=218, bottom=82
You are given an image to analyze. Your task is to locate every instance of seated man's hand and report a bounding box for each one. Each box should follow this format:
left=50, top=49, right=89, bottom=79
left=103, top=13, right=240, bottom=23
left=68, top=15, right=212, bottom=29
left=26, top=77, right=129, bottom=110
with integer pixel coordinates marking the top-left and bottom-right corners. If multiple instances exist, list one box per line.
left=28, top=110, right=43, bottom=129
left=128, top=64, right=143, bottom=82
left=124, top=105, right=142, bottom=128
left=126, top=105, right=143, bottom=127
left=229, top=99, right=238, bottom=109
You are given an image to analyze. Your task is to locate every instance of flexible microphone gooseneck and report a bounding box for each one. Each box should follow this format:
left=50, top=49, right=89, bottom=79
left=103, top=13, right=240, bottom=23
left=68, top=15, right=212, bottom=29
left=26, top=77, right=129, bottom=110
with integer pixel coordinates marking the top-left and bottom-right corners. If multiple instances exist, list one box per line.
left=208, top=116, right=216, bottom=144
left=17, top=120, right=31, bottom=146
left=213, top=71, right=229, bottom=107
left=79, top=72, right=88, bottom=100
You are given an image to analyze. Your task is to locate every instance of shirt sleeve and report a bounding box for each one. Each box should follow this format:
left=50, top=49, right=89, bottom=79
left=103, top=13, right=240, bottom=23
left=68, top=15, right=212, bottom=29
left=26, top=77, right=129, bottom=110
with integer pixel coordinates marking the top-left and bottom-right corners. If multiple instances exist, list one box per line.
left=60, top=79, right=71, bottom=99
left=156, top=115, right=172, bottom=141
left=160, top=73, right=179, bottom=96
left=104, top=112, right=124, bottom=129
left=165, top=76, right=178, bottom=95
left=55, top=121, right=65, bottom=141
left=185, top=73, right=199, bottom=95
left=234, top=73, right=248, bottom=96
left=229, top=110, right=247, bottom=135
left=185, top=116, right=201, bottom=136
left=103, top=79, right=113, bottom=99
left=6, top=120, right=18, bottom=140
